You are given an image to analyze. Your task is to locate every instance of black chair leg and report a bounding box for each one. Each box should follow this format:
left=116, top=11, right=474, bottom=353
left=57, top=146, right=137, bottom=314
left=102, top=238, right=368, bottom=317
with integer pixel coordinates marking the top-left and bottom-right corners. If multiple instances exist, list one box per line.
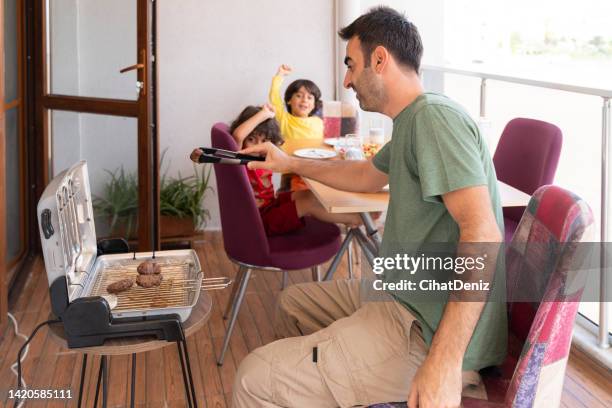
left=77, top=354, right=88, bottom=408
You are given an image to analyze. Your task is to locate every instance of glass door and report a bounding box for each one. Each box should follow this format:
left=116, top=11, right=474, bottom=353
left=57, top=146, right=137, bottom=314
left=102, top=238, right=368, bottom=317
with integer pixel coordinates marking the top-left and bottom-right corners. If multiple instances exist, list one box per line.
left=3, top=0, right=27, bottom=288
left=32, top=0, right=158, bottom=250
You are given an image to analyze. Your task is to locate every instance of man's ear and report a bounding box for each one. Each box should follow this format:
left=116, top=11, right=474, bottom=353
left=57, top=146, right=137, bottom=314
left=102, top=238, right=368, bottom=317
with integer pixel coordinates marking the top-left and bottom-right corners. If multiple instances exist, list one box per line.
left=372, top=46, right=389, bottom=73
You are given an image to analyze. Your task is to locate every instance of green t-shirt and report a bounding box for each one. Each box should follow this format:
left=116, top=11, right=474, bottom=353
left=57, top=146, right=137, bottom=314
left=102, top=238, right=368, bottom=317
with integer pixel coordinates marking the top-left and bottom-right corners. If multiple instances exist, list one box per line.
left=372, top=93, right=508, bottom=370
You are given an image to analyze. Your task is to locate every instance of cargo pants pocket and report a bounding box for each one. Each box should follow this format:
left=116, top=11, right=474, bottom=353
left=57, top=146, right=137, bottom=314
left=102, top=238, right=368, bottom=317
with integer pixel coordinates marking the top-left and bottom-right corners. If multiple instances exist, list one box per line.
left=315, top=337, right=366, bottom=408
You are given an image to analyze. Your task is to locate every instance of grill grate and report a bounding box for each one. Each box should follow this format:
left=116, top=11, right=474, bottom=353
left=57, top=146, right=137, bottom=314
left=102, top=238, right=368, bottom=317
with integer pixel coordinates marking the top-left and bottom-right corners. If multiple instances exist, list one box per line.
left=89, top=258, right=200, bottom=312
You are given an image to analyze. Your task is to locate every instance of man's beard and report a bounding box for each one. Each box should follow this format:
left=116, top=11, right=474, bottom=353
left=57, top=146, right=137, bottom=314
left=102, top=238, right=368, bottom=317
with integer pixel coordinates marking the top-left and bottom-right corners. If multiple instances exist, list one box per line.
left=353, top=70, right=386, bottom=112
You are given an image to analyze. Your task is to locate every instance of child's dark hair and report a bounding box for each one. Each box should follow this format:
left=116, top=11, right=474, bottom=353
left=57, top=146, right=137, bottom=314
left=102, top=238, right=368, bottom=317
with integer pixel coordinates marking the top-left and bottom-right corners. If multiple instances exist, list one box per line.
left=284, top=79, right=322, bottom=116
left=229, top=106, right=283, bottom=146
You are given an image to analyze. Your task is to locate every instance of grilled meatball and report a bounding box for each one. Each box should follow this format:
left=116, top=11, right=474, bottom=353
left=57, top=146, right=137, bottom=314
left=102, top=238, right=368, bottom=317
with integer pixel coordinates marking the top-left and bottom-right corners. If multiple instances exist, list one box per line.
left=106, top=278, right=134, bottom=294
left=136, top=273, right=163, bottom=288
left=137, top=260, right=161, bottom=275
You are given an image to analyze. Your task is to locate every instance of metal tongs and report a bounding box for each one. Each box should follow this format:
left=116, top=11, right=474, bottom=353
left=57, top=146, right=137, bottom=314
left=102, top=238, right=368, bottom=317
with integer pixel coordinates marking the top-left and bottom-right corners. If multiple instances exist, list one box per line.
left=197, top=147, right=265, bottom=165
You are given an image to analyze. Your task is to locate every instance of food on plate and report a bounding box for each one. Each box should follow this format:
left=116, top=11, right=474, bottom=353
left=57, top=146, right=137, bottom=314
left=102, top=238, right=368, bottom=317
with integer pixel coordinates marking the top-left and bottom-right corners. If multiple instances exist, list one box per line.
left=362, top=142, right=381, bottom=158
left=136, top=273, right=163, bottom=288
left=137, top=260, right=161, bottom=275
left=106, top=278, right=134, bottom=294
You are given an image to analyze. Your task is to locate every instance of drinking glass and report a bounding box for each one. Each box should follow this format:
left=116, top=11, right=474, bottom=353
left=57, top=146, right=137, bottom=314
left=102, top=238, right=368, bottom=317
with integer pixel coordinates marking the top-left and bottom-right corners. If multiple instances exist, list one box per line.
left=368, top=118, right=385, bottom=146
left=335, top=133, right=364, bottom=160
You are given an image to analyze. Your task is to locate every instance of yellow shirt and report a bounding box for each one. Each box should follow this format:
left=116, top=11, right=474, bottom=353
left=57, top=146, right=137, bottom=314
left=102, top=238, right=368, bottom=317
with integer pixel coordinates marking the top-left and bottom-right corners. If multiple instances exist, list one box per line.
left=269, top=75, right=324, bottom=143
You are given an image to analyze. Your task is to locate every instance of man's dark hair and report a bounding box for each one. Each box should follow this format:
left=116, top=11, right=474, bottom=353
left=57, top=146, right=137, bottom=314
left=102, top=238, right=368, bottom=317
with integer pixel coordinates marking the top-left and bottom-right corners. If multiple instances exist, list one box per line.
left=229, top=105, right=283, bottom=146
left=338, top=6, right=423, bottom=73
left=284, top=79, right=322, bottom=116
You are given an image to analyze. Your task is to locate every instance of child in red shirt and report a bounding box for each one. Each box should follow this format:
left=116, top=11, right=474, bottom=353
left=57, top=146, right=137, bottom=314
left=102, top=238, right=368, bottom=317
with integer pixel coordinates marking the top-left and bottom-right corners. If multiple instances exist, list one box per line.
left=191, top=104, right=361, bottom=235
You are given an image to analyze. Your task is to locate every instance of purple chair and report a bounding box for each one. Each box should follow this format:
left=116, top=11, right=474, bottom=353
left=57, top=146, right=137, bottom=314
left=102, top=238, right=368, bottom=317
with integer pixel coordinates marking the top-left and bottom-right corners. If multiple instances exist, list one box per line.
left=210, top=123, right=342, bottom=365
left=493, top=118, right=562, bottom=243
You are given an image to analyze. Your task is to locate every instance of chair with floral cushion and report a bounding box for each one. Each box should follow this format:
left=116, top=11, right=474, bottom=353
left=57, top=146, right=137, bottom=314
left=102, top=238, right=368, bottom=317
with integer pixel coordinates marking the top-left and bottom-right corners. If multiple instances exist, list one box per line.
left=369, top=185, right=594, bottom=408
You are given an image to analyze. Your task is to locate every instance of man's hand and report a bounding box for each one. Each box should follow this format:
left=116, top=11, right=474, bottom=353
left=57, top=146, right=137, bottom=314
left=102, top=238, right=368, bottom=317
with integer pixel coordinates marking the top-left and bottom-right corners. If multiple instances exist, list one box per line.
left=190, top=148, right=203, bottom=163
left=408, top=356, right=462, bottom=408
left=261, top=103, right=276, bottom=119
left=239, top=142, right=293, bottom=173
left=276, top=64, right=292, bottom=76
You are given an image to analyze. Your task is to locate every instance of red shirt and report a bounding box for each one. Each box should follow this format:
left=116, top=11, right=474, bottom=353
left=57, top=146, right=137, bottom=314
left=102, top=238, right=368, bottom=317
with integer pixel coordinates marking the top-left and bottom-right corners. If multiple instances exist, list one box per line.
left=247, top=168, right=275, bottom=208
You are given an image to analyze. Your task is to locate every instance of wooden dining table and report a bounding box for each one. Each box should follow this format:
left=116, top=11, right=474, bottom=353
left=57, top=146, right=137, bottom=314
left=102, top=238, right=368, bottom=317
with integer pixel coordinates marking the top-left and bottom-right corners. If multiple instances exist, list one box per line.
left=304, top=177, right=531, bottom=213
left=282, top=138, right=533, bottom=280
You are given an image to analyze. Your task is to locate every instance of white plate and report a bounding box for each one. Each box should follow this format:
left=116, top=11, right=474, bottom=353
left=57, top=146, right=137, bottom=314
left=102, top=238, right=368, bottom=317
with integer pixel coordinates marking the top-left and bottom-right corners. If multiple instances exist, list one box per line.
left=293, top=148, right=337, bottom=159
left=323, top=137, right=342, bottom=146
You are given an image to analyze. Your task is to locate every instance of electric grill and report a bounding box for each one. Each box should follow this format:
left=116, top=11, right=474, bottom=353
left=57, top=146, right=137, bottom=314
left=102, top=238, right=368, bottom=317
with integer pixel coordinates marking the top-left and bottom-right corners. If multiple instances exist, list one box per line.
left=37, top=161, right=228, bottom=348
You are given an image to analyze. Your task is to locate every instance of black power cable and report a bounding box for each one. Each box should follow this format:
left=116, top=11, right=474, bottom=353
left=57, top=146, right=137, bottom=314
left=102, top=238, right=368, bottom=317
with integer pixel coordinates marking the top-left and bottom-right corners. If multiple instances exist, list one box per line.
left=14, top=319, right=61, bottom=407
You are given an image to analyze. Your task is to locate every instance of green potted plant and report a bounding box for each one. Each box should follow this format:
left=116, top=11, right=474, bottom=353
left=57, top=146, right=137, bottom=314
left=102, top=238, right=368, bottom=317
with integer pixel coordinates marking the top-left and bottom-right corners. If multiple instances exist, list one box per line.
left=93, top=167, right=139, bottom=239
left=159, top=161, right=213, bottom=237
left=93, top=152, right=213, bottom=239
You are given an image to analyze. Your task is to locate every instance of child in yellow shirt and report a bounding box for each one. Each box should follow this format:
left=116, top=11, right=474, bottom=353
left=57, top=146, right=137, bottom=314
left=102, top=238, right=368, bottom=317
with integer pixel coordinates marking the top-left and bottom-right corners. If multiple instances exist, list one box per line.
left=269, top=64, right=324, bottom=141
left=270, top=64, right=324, bottom=190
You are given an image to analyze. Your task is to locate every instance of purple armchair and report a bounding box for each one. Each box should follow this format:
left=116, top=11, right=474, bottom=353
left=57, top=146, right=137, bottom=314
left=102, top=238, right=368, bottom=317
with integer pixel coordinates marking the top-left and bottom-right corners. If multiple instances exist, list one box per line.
left=210, top=123, right=342, bottom=365
left=493, top=118, right=562, bottom=242
left=370, top=185, right=594, bottom=408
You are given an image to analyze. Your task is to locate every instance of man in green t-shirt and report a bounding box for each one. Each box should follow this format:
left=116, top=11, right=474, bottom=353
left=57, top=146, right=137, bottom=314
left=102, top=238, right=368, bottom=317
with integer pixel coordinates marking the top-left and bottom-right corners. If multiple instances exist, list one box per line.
left=231, top=6, right=506, bottom=408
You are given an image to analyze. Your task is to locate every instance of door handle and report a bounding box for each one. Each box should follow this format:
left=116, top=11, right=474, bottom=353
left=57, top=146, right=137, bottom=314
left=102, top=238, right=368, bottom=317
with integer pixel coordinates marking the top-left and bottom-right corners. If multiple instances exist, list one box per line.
left=119, top=49, right=147, bottom=96
left=119, top=63, right=144, bottom=73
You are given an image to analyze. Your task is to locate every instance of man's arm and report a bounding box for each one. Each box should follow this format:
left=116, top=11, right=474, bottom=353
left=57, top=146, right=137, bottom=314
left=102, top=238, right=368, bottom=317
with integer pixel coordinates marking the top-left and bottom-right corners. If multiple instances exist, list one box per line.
left=408, top=185, right=502, bottom=408
left=240, top=142, right=388, bottom=193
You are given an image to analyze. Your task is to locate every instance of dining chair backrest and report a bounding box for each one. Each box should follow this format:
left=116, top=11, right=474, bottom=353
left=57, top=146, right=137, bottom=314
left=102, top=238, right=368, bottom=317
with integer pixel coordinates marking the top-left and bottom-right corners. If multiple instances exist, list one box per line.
left=493, top=118, right=562, bottom=224
left=502, top=185, right=594, bottom=407
left=211, top=123, right=271, bottom=266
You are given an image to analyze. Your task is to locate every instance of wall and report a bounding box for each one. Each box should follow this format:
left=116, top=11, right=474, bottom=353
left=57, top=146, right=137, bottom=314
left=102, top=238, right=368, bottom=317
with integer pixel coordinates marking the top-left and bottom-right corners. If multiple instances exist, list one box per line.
left=157, top=0, right=336, bottom=229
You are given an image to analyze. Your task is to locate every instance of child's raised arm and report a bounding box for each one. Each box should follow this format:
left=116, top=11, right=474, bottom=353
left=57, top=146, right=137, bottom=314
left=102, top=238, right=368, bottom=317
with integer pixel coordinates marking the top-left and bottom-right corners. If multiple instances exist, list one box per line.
left=232, top=104, right=276, bottom=146
left=269, top=64, right=292, bottom=120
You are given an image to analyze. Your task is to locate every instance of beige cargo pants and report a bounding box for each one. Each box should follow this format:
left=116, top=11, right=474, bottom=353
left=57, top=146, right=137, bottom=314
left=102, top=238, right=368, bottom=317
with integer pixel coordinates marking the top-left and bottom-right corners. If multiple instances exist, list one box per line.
left=232, top=279, right=485, bottom=407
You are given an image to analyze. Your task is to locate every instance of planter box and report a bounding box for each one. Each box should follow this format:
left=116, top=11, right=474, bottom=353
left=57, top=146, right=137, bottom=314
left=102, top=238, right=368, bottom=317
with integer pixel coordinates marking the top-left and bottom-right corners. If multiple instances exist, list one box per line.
left=160, top=215, right=196, bottom=238
left=107, top=215, right=196, bottom=240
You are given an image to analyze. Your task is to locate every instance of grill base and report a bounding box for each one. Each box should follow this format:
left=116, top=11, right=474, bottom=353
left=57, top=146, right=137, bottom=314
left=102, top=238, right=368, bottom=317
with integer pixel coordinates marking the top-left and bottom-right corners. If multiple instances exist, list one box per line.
left=63, top=296, right=185, bottom=348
